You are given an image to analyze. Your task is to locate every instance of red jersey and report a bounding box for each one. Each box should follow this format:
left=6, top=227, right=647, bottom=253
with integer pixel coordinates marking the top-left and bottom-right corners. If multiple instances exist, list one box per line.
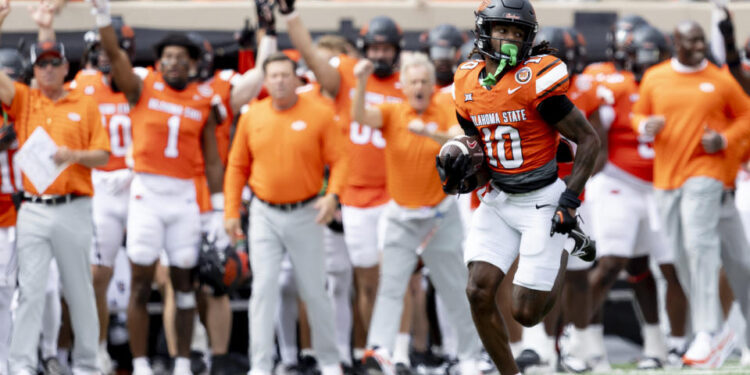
left=331, top=53, right=405, bottom=207
left=0, top=128, right=22, bottom=227
left=206, top=69, right=239, bottom=165
left=599, top=70, right=653, bottom=182
left=453, top=55, right=569, bottom=192
left=70, top=69, right=131, bottom=172
left=129, top=70, right=214, bottom=179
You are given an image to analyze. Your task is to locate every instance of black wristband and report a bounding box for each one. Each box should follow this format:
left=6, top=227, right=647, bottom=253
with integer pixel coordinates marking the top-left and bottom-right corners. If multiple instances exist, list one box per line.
left=558, top=188, right=581, bottom=209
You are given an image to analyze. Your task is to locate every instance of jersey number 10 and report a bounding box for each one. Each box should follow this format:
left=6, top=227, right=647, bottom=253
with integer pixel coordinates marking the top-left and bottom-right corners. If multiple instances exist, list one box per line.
left=482, top=126, right=524, bottom=169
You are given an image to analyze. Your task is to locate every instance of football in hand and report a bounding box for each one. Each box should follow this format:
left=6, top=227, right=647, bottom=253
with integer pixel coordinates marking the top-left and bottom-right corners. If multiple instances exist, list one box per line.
left=438, top=135, right=486, bottom=177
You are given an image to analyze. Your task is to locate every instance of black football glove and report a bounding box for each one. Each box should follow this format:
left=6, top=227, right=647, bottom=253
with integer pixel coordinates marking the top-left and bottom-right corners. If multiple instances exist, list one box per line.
left=235, top=18, right=256, bottom=49
left=278, top=0, right=295, bottom=15
left=550, top=206, right=577, bottom=235
left=0, top=124, right=16, bottom=151
left=255, top=0, right=276, bottom=35
left=436, top=153, right=472, bottom=195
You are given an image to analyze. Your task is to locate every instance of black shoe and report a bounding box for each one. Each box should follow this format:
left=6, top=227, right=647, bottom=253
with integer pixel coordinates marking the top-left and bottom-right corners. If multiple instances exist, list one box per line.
left=298, top=355, right=320, bottom=375
left=363, top=349, right=393, bottom=375
left=515, top=349, right=541, bottom=374
left=190, top=350, right=208, bottom=374
left=569, top=225, right=596, bottom=262
left=394, top=363, right=412, bottom=375
left=43, top=357, right=66, bottom=375
left=211, top=354, right=232, bottom=375
left=342, top=362, right=356, bottom=375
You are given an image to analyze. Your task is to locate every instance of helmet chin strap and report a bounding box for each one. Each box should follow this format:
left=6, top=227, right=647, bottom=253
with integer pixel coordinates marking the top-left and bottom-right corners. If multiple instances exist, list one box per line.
left=482, top=44, right=518, bottom=86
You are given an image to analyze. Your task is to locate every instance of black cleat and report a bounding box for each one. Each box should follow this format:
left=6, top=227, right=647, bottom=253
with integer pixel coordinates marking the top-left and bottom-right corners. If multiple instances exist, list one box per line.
left=394, top=363, right=412, bottom=375
left=515, top=349, right=541, bottom=374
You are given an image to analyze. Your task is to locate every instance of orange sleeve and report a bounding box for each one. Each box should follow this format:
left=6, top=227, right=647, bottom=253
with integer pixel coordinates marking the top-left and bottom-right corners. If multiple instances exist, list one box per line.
left=86, top=98, right=110, bottom=152
left=4, top=82, right=29, bottom=123
left=452, top=82, right=471, bottom=120
left=720, top=76, right=750, bottom=148
left=224, top=112, right=253, bottom=220
left=377, top=102, right=397, bottom=135
left=323, top=107, right=348, bottom=196
left=531, top=59, right=570, bottom=108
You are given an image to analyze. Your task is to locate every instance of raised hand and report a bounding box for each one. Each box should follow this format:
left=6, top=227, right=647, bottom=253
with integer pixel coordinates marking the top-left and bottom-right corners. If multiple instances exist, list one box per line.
left=28, top=0, right=55, bottom=30
left=353, top=59, right=374, bottom=80
left=277, top=0, right=295, bottom=15
left=0, top=0, right=11, bottom=26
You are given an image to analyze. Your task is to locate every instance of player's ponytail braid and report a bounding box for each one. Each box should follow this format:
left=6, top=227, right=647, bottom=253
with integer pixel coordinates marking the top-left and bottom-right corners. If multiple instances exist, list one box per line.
left=530, top=40, right=556, bottom=57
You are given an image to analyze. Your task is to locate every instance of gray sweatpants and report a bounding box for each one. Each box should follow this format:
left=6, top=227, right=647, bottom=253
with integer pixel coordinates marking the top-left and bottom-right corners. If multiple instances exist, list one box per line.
left=10, top=197, right=99, bottom=374
left=718, top=191, right=750, bottom=344
left=248, top=199, right=339, bottom=372
left=367, top=199, right=482, bottom=362
left=656, top=177, right=723, bottom=334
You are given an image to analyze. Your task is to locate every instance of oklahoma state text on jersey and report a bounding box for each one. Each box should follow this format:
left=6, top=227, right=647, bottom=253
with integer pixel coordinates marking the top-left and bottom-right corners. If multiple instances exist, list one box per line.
left=453, top=55, right=569, bottom=192
left=70, top=69, right=131, bottom=172
left=129, top=70, right=214, bottom=179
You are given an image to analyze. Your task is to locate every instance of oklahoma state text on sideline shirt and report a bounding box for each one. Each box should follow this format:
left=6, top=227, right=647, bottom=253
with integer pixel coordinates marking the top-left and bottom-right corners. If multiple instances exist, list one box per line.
left=224, top=93, right=346, bottom=220
left=4, top=82, right=110, bottom=196
left=632, top=59, right=750, bottom=190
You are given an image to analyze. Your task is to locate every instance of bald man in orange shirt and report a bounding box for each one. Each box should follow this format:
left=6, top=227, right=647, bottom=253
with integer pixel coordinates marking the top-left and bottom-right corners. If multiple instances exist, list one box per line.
left=224, top=52, right=346, bottom=375
left=632, top=21, right=750, bottom=369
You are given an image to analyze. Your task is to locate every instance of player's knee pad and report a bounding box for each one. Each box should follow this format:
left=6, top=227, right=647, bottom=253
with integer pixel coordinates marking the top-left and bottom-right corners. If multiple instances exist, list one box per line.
left=167, top=247, right=199, bottom=269
left=127, top=246, right=159, bottom=266
left=175, top=291, right=197, bottom=310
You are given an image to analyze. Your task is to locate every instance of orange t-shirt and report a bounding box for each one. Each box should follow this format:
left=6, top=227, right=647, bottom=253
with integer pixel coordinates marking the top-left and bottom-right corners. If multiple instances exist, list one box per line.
left=69, top=69, right=131, bottom=172
left=224, top=93, right=346, bottom=219
left=4, top=82, right=110, bottom=196
left=331, top=53, right=405, bottom=207
left=129, top=70, right=214, bottom=180
left=632, top=59, right=750, bottom=190
left=0, top=126, right=22, bottom=227
left=453, top=56, right=568, bottom=177
left=378, top=96, right=453, bottom=208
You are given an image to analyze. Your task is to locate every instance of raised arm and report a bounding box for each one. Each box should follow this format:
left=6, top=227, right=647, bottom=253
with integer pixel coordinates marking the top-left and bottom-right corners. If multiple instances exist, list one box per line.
left=351, top=59, right=382, bottom=128
left=91, top=0, right=142, bottom=104
left=0, top=0, right=15, bottom=106
left=29, top=0, right=55, bottom=43
left=278, top=0, right=341, bottom=97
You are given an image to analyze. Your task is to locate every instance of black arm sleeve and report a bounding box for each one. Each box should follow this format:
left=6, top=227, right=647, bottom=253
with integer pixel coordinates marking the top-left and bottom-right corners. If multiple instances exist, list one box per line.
left=536, top=95, right=576, bottom=125
left=456, top=111, right=480, bottom=136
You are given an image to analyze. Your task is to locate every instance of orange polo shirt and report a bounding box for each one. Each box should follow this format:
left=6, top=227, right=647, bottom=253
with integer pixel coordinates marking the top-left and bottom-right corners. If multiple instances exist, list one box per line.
left=4, top=82, right=110, bottom=196
left=224, top=93, right=346, bottom=219
left=379, top=96, right=453, bottom=208
left=632, top=59, right=750, bottom=190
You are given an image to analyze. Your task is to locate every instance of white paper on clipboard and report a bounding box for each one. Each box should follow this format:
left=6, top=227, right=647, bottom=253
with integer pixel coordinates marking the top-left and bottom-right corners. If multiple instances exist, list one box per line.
left=14, top=127, right=70, bottom=193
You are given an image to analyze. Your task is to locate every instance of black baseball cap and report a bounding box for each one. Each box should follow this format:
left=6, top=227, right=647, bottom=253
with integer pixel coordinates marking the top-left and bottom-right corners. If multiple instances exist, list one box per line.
left=30, top=41, right=66, bottom=65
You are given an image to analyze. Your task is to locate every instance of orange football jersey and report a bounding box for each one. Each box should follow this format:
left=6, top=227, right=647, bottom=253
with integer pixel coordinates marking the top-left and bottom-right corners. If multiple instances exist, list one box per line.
left=207, top=69, right=238, bottom=165
left=70, top=69, right=131, bottom=172
left=129, top=70, right=214, bottom=179
left=568, top=73, right=601, bottom=118
left=331, top=53, right=405, bottom=207
left=598, top=70, right=653, bottom=182
left=453, top=55, right=568, bottom=190
left=582, top=61, right=616, bottom=81
left=0, top=132, right=22, bottom=227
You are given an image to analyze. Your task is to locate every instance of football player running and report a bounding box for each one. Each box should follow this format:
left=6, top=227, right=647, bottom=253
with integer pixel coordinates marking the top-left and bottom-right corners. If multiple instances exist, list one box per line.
left=442, top=1, right=600, bottom=374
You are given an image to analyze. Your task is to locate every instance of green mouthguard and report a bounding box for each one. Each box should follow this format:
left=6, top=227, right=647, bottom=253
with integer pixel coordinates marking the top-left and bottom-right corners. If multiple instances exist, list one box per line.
left=482, top=44, right=519, bottom=87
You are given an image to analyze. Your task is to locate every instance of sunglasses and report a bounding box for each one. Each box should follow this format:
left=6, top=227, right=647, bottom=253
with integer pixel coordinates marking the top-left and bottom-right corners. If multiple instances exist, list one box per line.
left=35, top=58, right=64, bottom=68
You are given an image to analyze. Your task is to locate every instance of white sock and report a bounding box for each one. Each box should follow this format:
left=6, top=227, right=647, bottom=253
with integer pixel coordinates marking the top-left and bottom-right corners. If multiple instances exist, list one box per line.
left=321, top=363, right=343, bottom=375
left=587, top=324, right=606, bottom=358
left=393, top=333, right=411, bottom=365
left=668, top=335, right=687, bottom=353
left=510, top=341, right=523, bottom=359
left=521, top=323, right=546, bottom=351
left=642, top=323, right=666, bottom=360
left=353, top=348, right=366, bottom=361
left=133, top=356, right=150, bottom=369
left=301, top=348, right=316, bottom=358
left=568, top=326, right=587, bottom=354
left=174, top=357, right=191, bottom=372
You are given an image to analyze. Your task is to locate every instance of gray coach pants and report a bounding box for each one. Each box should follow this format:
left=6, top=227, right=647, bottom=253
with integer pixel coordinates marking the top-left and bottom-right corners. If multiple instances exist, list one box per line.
left=248, top=199, right=339, bottom=373
left=718, top=191, right=750, bottom=344
left=656, top=177, right=723, bottom=334
left=10, top=197, right=99, bottom=374
left=367, top=199, right=481, bottom=362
